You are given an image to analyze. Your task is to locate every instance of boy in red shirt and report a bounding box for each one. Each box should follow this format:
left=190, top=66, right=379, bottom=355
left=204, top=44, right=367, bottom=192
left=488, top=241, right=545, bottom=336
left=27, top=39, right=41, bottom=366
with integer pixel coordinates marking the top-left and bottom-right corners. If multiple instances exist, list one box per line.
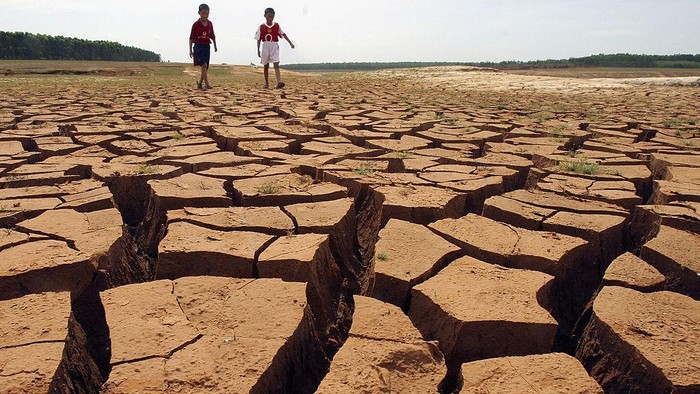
left=255, top=7, right=295, bottom=89
left=189, top=3, right=218, bottom=90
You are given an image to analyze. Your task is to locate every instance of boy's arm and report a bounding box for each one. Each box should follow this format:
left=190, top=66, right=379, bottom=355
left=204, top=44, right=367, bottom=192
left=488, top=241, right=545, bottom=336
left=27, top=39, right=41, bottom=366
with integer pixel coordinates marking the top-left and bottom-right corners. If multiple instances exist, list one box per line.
left=189, top=24, right=195, bottom=58
left=281, top=33, right=295, bottom=49
left=211, top=24, right=218, bottom=52
left=257, top=39, right=262, bottom=58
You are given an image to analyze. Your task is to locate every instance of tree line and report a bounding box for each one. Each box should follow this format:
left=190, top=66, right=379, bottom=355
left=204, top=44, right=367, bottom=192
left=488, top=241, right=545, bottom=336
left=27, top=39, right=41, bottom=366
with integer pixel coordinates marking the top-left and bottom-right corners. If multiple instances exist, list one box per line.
left=0, top=31, right=161, bottom=62
left=285, top=53, right=700, bottom=71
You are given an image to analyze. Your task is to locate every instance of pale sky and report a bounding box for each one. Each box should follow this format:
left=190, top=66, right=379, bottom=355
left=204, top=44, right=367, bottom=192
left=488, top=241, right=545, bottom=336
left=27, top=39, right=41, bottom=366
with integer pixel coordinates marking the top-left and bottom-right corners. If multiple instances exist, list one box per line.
left=1, top=0, right=699, bottom=65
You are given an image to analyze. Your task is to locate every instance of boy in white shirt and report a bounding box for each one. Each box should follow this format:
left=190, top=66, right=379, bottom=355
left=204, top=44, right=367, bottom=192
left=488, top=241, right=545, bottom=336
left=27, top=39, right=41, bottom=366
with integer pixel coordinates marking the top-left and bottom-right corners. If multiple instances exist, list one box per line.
left=255, top=7, right=295, bottom=89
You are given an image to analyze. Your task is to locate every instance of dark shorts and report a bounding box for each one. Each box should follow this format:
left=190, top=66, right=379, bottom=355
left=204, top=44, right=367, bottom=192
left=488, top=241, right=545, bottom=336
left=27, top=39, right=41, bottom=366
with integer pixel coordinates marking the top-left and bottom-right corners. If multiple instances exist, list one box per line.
left=193, top=43, right=210, bottom=68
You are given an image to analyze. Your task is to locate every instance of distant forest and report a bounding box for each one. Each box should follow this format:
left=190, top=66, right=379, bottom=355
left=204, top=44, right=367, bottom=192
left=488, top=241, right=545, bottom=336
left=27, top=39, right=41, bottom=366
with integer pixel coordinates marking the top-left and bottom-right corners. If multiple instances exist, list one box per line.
left=0, top=32, right=161, bottom=62
left=286, top=54, right=700, bottom=71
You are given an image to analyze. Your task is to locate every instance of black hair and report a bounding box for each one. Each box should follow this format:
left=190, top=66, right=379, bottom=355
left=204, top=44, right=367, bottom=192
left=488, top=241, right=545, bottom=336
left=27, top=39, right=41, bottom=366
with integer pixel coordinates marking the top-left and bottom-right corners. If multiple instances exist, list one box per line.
left=199, top=4, right=210, bottom=12
left=264, top=7, right=275, bottom=15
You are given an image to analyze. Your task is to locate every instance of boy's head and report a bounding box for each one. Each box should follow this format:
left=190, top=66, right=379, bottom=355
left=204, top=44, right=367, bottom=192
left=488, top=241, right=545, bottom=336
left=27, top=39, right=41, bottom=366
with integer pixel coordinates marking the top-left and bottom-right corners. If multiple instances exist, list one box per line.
left=199, top=4, right=210, bottom=19
left=264, top=7, right=275, bottom=24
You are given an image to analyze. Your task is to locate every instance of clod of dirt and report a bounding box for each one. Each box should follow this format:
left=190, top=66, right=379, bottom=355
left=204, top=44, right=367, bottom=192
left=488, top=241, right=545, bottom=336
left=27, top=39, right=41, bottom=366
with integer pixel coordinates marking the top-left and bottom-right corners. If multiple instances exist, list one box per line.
left=577, top=286, right=700, bottom=393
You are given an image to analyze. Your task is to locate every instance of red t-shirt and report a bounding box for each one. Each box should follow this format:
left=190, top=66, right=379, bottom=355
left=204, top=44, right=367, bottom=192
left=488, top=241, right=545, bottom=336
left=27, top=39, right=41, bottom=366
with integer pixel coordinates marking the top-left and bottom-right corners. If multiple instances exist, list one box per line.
left=259, top=23, right=280, bottom=42
left=190, top=20, right=215, bottom=45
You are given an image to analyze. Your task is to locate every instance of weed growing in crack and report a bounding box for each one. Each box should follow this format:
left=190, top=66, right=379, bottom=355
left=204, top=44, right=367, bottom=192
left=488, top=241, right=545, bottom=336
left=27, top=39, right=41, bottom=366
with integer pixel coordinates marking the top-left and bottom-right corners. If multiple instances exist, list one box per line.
left=137, top=164, right=159, bottom=175
left=529, top=111, right=555, bottom=122
left=353, top=165, right=375, bottom=176
left=559, top=158, right=600, bottom=175
left=376, top=251, right=389, bottom=261
left=663, top=118, right=682, bottom=128
left=256, top=183, right=281, bottom=195
left=393, top=150, right=413, bottom=159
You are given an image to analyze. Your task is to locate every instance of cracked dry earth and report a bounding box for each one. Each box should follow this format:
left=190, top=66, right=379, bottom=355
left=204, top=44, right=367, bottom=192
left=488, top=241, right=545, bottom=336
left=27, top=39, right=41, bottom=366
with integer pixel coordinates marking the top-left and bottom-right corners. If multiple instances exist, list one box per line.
left=0, top=66, right=699, bottom=393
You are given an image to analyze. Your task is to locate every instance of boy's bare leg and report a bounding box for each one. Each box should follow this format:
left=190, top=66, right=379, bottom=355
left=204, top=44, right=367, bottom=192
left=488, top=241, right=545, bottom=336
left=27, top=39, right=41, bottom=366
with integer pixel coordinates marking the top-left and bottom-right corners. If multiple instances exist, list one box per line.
left=274, top=63, right=285, bottom=88
left=263, top=64, right=270, bottom=88
left=274, top=63, right=282, bottom=84
left=202, top=64, right=209, bottom=86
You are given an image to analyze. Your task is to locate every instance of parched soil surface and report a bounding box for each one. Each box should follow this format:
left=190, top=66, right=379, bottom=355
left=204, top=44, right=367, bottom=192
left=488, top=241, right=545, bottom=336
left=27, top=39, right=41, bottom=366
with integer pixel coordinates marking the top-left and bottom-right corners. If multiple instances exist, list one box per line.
left=0, top=65, right=699, bottom=393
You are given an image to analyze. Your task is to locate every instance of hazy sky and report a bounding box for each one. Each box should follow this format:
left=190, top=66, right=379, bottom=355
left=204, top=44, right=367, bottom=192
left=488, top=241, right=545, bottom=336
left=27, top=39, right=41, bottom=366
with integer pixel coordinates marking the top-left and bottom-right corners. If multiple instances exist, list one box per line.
left=2, top=0, right=699, bottom=64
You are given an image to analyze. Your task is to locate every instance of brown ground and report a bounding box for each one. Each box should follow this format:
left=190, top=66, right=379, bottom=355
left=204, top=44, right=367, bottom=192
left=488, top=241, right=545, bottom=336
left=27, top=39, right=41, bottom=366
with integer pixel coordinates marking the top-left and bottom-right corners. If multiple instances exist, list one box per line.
left=0, top=62, right=699, bottom=393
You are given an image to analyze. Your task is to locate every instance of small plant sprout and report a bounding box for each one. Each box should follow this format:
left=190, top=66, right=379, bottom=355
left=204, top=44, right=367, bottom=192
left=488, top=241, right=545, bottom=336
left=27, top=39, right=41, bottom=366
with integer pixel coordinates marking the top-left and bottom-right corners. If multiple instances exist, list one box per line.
left=256, top=183, right=281, bottom=195
left=393, top=150, right=413, bottom=159
left=137, top=164, right=159, bottom=175
left=663, top=118, right=682, bottom=128
left=376, top=251, right=389, bottom=261
left=353, top=164, right=375, bottom=176
left=559, top=158, right=600, bottom=175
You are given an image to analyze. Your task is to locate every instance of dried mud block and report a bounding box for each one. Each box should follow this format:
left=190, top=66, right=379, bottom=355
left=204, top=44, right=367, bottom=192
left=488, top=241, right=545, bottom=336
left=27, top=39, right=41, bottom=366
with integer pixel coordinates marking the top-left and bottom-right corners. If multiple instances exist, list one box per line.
left=371, top=219, right=459, bottom=307
left=649, top=152, right=700, bottom=179
left=577, top=287, right=700, bottom=393
left=602, top=253, right=665, bottom=292
left=542, top=211, right=626, bottom=264
left=0, top=229, right=46, bottom=251
left=461, top=353, right=603, bottom=393
left=0, top=197, right=61, bottom=227
left=317, top=297, right=446, bottom=394
left=301, top=140, right=380, bottom=157
left=233, top=173, right=346, bottom=207
left=364, top=135, right=433, bottom=151
left=1, top=165, right=86, bottom=189
left=258, top=233, right=329, bottom=282
left=198, top=163, right=277, bottom=181
left=236, top=139, right=297, bottom=156
left=409, top=256, right=556, bottom=366
left=157, top=221, right=273, bottom=279
left=101, top=278, right=309, bottom=393
left=482, top=194, right=557, bottom=230
left=0, top=292, right=101, bottom=393
left=538, top=174, right=642, bottom=209
left=376, top=184, right=466, bottom=225
left=148, top=173, right=232, bottom=211
left=640, top=226, right=700, bottom=299
left=16, top=208, right=123, bottom=262
left=136, top=173, right=234, bottom=256
left=429, top=214, right=588, bottom=276
left=283, top=198, right=354, bottom=234
left=666, top=165, right=700, bottom=184
left=438, top=173, right=511, bottom=212
left=484, top=193, right=626, bottom=264
left=495, top=189, right=628, bottom=217
left=167, top=151, right=262, bottom=173
left=649, top=180, right=700, bottom=205
left=168, top=206, right=294, bottom=235
left=629, top=203, right=700, bottom=248
left=210, top=126, right=287, bottom=151
left=56, top=184, right=114, bottom=212
left=91, top=163, right=183, bottom=225
left=0, top=240, right=94, bottom=300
